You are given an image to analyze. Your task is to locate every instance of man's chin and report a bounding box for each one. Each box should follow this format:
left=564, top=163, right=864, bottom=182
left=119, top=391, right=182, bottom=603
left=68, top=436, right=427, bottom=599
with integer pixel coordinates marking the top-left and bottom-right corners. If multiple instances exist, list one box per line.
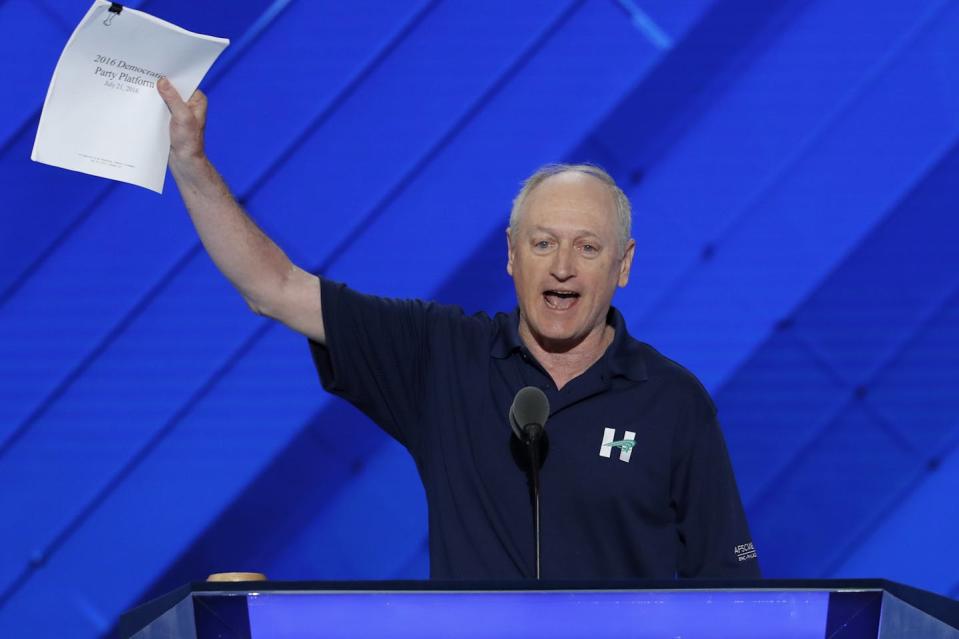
left=528, top=325, right=587, bottom=354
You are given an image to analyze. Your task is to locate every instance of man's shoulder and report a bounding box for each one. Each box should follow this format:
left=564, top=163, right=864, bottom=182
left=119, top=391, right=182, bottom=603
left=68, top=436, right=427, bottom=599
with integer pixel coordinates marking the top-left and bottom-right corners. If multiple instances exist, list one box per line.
left=628, top=339, right=716, bottom=412
left=324, top=278, right=496, bottom=325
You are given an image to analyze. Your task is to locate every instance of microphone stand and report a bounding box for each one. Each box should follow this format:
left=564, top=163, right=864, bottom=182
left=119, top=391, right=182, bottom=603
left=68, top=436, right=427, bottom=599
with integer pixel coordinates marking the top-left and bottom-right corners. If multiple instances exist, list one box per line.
left=526, top=424, right=544, bottom=580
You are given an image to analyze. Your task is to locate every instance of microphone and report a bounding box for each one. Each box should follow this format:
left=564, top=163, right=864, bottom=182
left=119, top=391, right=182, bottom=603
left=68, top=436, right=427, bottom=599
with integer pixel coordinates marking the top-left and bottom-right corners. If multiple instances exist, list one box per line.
left=508, top=386, right=550, bottom=579
left=509, top=386, right=550, bottom=444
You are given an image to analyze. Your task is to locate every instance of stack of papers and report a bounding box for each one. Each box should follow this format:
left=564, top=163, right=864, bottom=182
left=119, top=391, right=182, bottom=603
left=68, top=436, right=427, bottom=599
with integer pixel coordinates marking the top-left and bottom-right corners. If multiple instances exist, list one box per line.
left=32, top=1, right=229, bottom=192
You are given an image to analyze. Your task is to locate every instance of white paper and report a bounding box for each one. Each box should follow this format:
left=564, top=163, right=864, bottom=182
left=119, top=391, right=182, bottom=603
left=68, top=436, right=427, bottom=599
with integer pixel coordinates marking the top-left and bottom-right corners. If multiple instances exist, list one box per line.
left=31, top=1, right=229, bottom=193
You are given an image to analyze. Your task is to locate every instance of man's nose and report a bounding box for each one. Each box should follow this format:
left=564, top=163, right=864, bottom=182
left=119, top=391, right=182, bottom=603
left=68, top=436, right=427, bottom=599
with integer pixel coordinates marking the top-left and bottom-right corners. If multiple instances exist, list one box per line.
left=550, top=244, right=576, bottom=280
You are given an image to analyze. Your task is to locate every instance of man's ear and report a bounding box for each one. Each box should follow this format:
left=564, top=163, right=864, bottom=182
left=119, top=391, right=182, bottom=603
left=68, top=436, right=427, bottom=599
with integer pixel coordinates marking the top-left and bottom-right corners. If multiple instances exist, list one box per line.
left=618, top=238, right=636, bottom=287
left=506, top=227, right=514, bottom=276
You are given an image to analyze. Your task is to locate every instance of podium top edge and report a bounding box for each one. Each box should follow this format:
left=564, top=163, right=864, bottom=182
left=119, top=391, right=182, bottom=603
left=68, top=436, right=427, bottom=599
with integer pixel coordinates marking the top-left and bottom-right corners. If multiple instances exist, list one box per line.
left=184, top=577, right=899, bottom=593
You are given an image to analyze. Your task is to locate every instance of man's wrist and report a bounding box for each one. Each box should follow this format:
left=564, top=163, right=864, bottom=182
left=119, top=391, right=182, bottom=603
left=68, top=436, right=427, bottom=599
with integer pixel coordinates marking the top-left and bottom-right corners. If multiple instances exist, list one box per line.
left=169, top=151, right=215, bottom=187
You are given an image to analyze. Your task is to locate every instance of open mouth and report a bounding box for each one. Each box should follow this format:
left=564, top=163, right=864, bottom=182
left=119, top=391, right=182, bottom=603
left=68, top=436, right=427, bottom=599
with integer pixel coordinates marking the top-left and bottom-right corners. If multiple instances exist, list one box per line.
left=544, top=289, right=580, bottom=310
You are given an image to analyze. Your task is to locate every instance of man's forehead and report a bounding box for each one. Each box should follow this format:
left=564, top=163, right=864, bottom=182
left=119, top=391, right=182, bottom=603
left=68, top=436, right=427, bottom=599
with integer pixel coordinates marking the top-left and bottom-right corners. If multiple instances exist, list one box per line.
left=521, top=172, right=618, bottom=224
left=530, top=169, right=612, bottom=194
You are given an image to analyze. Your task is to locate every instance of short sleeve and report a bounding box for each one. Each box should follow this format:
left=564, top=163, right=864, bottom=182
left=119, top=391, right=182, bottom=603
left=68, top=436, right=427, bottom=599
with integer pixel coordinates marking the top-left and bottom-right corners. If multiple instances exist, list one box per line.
left=671, top=407, right=761, bottom=578
left=309, top=278, right=432, bottom=449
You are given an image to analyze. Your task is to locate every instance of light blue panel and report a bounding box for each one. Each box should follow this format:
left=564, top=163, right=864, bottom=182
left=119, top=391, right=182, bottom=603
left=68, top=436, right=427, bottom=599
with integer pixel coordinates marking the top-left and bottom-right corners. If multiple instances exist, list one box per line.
left=204, top=0, right=429, bottom=191
left=626, top=0, right=959, bottom=391
left=716, top=330, right=848, bottom=504
left=0, top=0, right=65, bottom=145
left=266, top=440, right=427, bottom=579
left=632, top=0, right=710, bottom=42
left=246, top=0, right=583, bottom=269
left=790, top=131, right=959, bottom=386
left=831, top=437, right=959, bottom=595
left=0, top=186, right=195, bottom=444
left=0, top=137, right=106, bottom=300
left=868, top=292, right=959, bottom=452
left=322, top=1, right=655, bottom=295
left=621, top=0, right=937, bottom=323
left=245, top=590, right=831, bottom=639
left=120, top=397, right=398, bottom=603
left=748, top=403, right=918, bottom=578
left=0, top=317, right=323, bottom=634
left=0, top=251, right=257, bottom=598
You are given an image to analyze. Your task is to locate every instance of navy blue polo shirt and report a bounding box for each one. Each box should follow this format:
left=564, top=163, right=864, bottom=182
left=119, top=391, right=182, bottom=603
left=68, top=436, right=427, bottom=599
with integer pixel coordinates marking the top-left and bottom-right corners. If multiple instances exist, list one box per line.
left=310, top=278, right=760, bottom=580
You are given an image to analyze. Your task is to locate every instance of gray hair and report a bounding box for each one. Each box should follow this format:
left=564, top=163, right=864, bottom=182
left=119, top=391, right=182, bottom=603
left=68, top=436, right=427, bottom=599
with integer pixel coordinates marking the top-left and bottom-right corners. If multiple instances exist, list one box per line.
left=509, top=163, right=632, bottom=253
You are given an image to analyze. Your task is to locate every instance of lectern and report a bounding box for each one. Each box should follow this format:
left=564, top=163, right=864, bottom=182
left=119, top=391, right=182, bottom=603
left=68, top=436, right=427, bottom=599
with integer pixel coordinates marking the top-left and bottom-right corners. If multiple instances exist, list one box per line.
left=119, top=579, right=959, bottom=638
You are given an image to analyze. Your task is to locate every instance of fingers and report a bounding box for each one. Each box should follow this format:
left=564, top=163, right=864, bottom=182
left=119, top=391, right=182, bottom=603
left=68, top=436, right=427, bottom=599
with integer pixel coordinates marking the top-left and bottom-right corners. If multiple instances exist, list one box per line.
left=158, top=77, right=208, bottom=162
left=157, top=76, right=182, bottom=108
left=186, top=90, right=208, bottom=129
left=158, top=78, right=208, bottom=130
left=157, top=77, right=195, bottom=122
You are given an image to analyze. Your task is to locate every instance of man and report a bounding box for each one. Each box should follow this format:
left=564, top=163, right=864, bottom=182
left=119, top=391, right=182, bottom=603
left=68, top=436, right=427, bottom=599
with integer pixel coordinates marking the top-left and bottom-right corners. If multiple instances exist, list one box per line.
left=157, top=78, right=760, bottom=580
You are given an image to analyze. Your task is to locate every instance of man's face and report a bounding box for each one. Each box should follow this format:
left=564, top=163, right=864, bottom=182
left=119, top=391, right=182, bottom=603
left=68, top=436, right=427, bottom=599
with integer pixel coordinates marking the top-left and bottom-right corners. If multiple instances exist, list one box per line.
left=507, top=171, right=635, bottom=352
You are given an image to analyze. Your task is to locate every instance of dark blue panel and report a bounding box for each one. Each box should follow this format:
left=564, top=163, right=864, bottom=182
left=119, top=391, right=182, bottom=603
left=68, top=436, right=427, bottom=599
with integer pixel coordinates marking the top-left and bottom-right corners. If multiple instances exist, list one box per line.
left=140, top=0, right=270, bottom=43
left=792, top=143, right=959, bottom=385
left=0, top=184, right=197, bottom=445
left=591, top=0, right=802, bottom=174
left=0, top=134, right=106, bottom=303
left=749, top=403, right=918, bottom=577
left=136, top=397, right=397, bottom=602
left=716, top=330, right=849, bottom=504
left=620, top=0, right=959, bottom=390
left=264, top=441, right=426, bottom=579
left=0, top=0, right=65, bottom=146
left=832, top=442, right=959, bottom=595
left=0, top=314, right=322, bottom=632
left=0, top=250, right=259, bottom=599
left=37, top=0, right=146, bottom=33
left=868, top=292, right=959, bottom=453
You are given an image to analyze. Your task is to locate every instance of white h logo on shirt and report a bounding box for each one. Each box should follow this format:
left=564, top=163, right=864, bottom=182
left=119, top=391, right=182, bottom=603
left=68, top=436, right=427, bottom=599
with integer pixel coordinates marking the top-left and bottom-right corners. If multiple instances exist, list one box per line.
left=599, top=427, right=636, bottom=463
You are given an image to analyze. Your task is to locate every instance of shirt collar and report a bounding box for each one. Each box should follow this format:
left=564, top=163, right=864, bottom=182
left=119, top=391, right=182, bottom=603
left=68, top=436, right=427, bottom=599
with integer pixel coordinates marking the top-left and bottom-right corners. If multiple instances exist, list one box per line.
left=491, top=306, right=648, bottom=382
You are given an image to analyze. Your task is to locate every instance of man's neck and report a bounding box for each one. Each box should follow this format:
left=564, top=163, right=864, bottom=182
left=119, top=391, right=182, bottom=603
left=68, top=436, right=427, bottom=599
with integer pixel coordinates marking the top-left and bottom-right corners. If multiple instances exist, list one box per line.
left=519, top=322, right=614, bottom=391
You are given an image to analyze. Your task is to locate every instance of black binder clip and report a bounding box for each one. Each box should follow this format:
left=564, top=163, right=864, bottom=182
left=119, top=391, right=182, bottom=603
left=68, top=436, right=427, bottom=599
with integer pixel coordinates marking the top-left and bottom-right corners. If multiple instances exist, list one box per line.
left=103, top=3, right=123, bottom=26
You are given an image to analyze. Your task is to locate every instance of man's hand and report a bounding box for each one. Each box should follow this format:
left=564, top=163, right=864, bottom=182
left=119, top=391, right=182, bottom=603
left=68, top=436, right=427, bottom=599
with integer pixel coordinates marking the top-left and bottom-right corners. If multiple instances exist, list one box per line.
left=157, top=77, right=208, bottom=164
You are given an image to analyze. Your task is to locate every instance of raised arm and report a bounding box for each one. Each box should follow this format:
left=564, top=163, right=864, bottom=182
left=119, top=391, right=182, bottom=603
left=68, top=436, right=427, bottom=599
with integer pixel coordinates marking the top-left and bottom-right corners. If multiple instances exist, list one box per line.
left=157, top=78, right=325, bottom=343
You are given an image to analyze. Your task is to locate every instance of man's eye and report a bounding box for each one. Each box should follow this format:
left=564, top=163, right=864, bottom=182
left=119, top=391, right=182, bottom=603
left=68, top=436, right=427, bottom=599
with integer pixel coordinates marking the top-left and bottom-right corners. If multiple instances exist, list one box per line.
left=582, top=243, right=598, bottom=254
left=534, top=240, right=551, bottom=249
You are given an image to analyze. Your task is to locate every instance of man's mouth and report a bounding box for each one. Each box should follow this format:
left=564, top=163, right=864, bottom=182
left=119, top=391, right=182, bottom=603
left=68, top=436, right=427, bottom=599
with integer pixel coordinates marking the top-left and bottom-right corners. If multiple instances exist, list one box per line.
left=543, top=289, right=580, bottom=310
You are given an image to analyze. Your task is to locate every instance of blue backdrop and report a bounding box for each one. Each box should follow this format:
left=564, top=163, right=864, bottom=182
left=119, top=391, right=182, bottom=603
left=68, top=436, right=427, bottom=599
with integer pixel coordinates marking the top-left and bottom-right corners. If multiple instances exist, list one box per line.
left=1, top=0, right=958, bottom=636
